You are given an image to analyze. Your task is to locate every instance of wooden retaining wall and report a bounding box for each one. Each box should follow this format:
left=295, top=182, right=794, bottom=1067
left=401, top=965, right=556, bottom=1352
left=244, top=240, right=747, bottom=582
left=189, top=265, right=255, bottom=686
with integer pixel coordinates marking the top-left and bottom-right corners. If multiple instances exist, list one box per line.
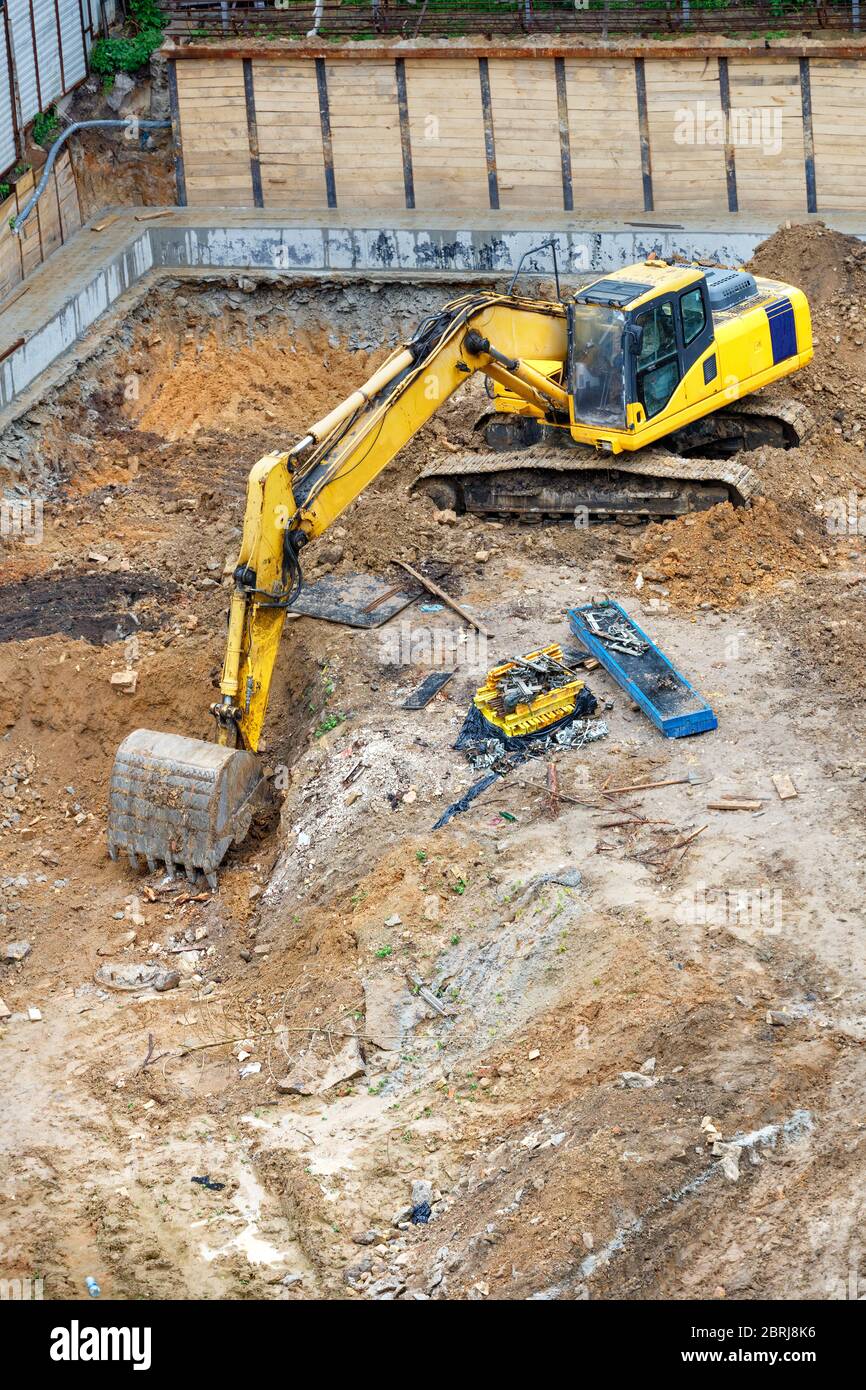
left=166, top=44, right=866, bottom=215
left=0, top=151, right=81, bottom=307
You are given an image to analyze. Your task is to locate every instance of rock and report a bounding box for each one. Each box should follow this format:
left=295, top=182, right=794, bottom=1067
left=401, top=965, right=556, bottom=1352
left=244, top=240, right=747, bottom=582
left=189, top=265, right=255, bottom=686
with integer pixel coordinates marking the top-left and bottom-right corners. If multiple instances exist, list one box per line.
left=619, top=1070, right=657, bottom=1088
left=366, top=1276, right=405, bottom=1300
left=434, top=508, right=458, bottom=526
left=351, top=1230, right=380, bottom=1246
left=423, top=894, right=441, bottom=922
left=383, top=913, right=401, bottom=928
left=0, top=997, right=11, bottom=1020
left=411, top=1179, right=434, bottom=1208
left=474, top=550, right=490, bottom=562
left=106, top=71, right=136, bottom=113
left=28, top=1007, right=42, bottom=1022
left=364, top=975, right=428, bottom=1051
left=316, top=543, right=344, bottom=567
left=391, top=1204, right=413, bottom=1227
left=640, top=1056, right=656, bottom=1074
left=276, top=1025, right=365, bottom=1095
left=528, top=1048, right=541, bottom=1061
left=95, top=962, right=177, bottom=992
left=3, top=940, right=31, bottom=962
left=110, top=669, right=138, bottom=694
left=343, top=1254, right=374, bottom=1287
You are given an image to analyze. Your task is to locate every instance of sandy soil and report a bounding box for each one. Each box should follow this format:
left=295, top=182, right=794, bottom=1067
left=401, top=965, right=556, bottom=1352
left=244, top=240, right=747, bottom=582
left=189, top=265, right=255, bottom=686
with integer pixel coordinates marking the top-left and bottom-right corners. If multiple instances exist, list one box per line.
left=1, top=233, right=865, bottom=1302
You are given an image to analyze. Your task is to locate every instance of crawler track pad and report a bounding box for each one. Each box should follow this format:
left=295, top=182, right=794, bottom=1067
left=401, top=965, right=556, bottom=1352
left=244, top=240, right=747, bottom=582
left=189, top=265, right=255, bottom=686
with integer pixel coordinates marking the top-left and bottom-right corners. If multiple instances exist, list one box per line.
left=107, top=729, right=263, bottom=886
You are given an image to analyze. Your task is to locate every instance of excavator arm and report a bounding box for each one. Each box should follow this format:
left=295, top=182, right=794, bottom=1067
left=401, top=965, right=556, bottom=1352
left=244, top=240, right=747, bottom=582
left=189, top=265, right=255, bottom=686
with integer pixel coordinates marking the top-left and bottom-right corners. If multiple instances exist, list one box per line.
left=214, top=291, right=568, bottom=754
left=107, top=291, right=568, bottom=882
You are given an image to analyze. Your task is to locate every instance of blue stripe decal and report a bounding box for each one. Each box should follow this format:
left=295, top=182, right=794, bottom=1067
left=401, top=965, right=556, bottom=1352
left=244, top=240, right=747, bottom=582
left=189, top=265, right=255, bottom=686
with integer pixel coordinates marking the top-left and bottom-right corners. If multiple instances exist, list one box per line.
left=766, top=297, right=797, bottom=364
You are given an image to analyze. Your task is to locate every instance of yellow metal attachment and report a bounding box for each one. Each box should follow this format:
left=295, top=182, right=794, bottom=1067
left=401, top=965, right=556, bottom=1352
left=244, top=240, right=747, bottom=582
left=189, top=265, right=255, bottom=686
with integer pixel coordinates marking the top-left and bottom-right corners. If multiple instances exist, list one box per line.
left=473, top=643, right=586, bottom=738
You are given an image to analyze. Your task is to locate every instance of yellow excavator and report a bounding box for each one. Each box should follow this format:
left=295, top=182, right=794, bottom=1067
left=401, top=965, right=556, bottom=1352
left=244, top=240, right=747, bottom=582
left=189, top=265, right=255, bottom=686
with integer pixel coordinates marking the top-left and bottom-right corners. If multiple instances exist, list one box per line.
left=107, top=257, right=812, bottom=883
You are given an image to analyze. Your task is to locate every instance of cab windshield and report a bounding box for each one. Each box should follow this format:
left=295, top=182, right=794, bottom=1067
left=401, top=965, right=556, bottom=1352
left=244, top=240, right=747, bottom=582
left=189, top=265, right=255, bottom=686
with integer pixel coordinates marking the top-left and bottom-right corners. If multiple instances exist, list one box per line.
left=569, top=302, right=627, bottom=429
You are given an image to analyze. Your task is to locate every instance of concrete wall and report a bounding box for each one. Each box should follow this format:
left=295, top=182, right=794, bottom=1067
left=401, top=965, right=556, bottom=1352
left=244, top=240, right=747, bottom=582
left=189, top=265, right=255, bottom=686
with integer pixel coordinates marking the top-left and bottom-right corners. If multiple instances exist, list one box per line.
left=0, top=207, right=845, bottom=418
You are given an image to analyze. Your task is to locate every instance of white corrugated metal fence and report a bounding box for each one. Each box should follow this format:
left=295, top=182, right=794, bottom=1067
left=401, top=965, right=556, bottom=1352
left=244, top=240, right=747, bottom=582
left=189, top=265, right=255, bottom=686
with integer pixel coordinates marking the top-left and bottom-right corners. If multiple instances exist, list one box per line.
left=0, top=0, right=119, bottom=178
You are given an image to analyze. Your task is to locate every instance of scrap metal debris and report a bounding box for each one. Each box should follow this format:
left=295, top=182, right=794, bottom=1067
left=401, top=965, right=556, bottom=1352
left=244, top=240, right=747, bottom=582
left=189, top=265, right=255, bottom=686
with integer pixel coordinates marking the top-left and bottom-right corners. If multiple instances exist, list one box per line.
left=432, top=700, right=608, bottom=829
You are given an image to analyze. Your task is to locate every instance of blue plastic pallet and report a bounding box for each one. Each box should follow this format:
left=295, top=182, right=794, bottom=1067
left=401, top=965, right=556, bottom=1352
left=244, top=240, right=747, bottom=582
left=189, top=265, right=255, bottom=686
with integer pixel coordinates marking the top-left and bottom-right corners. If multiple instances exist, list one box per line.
left=567, top=600, right=717, bottom=739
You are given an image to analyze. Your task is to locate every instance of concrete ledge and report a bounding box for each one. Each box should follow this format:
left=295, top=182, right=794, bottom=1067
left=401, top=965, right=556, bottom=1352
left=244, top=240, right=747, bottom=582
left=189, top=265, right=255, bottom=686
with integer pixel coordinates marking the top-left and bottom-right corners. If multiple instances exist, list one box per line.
left=1, top=205, right=862, bottom=420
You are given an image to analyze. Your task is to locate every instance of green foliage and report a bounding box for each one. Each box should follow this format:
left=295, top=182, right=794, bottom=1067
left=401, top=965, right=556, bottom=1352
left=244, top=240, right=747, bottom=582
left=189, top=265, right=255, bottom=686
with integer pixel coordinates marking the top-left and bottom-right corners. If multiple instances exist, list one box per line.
left=0, top=183, right=10, bottom=201
left=89, top=0, right=165, bottom=80
left=314, top=711, right=345, bottom=738
left=32, top=107, right=59, bottom=147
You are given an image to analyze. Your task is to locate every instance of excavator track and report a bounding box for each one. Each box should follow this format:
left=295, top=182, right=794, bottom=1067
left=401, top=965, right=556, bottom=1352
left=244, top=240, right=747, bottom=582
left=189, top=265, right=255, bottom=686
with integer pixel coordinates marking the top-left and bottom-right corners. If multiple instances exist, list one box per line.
left=416, top=398, right=813, bottom=523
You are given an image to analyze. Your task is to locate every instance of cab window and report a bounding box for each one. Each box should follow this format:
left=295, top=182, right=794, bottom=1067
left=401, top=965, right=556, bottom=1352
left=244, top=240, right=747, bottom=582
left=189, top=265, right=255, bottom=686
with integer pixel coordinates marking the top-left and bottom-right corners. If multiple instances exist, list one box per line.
left=635, top=300, right=679, bottom=420
left=680, top=287, right=706, bottom=346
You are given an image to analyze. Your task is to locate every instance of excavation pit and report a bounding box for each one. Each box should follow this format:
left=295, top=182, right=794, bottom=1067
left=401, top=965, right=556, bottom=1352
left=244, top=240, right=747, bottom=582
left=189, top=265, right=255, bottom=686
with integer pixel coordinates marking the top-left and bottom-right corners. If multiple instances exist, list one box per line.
left=1, top=235, right=866, bottom=1301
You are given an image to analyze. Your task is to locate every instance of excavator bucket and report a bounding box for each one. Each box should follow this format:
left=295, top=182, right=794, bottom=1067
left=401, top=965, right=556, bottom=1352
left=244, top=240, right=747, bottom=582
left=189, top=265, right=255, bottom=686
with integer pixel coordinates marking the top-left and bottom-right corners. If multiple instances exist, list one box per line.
left=107, top=729, right=264, bottom=887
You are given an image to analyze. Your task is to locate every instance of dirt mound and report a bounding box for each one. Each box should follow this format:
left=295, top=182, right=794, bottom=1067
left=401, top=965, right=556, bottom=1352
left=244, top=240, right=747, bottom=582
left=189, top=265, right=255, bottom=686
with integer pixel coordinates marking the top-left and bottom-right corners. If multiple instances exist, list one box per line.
left=632, top=497, right=827, bottom=610
left=130, top=332, right=387, bottom=443
left=749, top=222, right=866, bottom=443
left=747, top=221, right=865, bottom=310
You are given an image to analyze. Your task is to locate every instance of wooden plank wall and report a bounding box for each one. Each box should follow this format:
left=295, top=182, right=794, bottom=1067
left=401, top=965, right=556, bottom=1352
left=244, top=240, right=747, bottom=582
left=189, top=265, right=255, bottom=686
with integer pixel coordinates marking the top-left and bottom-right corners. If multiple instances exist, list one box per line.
left=327, top=59, right=405, bottom=208
left=404, top=58, right=488, bottom=211
left=645, top=58, right=728, bottom=214
left=170, top=52, right=866, bottom=216
left=563, top=61, right=644, bottom=211
left=175, top=58, right=253, bottom=204
left=253, top=60, right=325, bottom=207
left=727, top=60, right=808, bottom=213
left=0, top=152, right=81, bottom=305
left=810, top=59, right=866, bottom=210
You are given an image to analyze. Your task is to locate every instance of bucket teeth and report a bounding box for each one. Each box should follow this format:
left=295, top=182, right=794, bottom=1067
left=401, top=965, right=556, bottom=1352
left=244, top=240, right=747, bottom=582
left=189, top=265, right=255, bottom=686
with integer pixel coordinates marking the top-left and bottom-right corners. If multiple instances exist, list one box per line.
left=107, top=729, right=263, bottom=882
